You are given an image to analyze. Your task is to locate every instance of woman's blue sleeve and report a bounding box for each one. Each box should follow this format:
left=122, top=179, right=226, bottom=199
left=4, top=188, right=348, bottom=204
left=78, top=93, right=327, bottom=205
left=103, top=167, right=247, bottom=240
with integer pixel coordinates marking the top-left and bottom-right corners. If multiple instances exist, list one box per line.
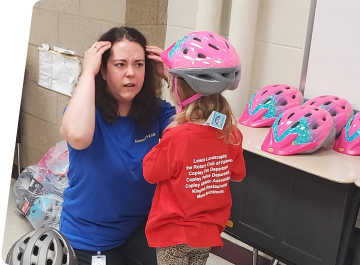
left=158, top=99, right=176, bottom=133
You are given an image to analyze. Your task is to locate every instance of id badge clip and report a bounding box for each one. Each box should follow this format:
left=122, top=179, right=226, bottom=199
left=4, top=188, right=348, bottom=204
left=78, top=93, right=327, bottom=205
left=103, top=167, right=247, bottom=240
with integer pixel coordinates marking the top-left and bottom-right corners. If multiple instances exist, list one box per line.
left=92, top=251, right=106, bottom=265
left=204, top=111, right=226, bottom=130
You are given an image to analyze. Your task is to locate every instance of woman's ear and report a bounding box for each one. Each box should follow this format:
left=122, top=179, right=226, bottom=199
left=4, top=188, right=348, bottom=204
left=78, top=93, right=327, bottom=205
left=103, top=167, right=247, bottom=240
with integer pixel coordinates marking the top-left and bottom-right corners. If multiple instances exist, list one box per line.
left=100, top=64, right=106, bottom=81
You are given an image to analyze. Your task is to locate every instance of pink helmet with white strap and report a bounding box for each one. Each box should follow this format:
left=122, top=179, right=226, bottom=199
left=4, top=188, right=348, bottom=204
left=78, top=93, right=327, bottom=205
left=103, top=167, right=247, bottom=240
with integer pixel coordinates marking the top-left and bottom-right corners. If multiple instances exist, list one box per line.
left=302, top=95, right=353, bottom=136
left=333, top=112, right=360, bottom=155
left=238, top=84, right=303, bottom=127
left=160, top=31, right=241, bottom=112
left=261, top=105, right=336, bottom=155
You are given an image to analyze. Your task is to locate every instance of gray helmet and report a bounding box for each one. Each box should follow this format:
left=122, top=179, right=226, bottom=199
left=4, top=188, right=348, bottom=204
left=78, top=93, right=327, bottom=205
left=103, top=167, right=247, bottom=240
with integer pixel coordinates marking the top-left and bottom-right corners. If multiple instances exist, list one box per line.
left=6, top=227, right=77, bottom=265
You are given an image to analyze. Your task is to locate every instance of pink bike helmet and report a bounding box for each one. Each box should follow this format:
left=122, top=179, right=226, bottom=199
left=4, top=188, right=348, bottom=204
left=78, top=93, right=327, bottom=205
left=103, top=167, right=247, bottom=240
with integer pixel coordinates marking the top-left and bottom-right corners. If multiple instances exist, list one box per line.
left=333, top=112, right=360, bottom=155
left=261, top=105, right=336, bottom=155
left=160, top=31, right=241, bottom=112
left=302, top=95, right=353, bottom=136
left=238, top=84, right=303, bottom=127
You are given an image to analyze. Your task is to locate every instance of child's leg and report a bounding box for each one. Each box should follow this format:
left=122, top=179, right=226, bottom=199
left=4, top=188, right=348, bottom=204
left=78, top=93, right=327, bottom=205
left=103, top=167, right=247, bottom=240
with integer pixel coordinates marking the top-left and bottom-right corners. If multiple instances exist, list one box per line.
left=156, top=244, right=190, bottom=265
left=188, top=247, right=211, bottom=265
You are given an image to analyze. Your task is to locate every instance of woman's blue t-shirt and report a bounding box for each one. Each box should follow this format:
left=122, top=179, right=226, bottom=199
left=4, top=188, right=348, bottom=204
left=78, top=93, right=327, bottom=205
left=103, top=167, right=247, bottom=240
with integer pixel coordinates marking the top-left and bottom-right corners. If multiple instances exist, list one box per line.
left=60, top=99, right=175, bottom=251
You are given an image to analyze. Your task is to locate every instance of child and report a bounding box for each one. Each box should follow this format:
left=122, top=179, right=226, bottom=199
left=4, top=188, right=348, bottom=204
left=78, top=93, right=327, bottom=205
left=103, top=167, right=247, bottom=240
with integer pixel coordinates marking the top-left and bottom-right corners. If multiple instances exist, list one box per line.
left=143, top=31, right=246, bottom=265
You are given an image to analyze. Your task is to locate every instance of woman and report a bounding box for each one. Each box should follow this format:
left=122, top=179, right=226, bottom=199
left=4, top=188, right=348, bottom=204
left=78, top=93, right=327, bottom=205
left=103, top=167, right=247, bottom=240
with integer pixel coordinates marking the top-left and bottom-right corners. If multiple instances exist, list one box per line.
left=60, top=27, right=175, bottom=265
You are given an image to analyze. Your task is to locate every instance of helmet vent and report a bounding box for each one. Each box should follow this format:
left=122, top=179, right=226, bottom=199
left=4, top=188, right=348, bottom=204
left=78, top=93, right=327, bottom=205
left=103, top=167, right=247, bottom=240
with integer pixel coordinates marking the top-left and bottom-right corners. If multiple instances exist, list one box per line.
left=17, top=252, right=23, bottom=261
left=62, top=254, right=68, bottom=264
left=304, top=113, right=312, bottom=117
left=263, top=98, right=271, bottom=104
left=24, top=237, right=30, bottom=243
left=322, top=117, right=327, bottom=121
left=273, top=85, right=279, bottom=87
left=314, top=108, right=319, bottom=111
left=335, top=97, right=339, bottom=100
left=209, top=43, right=220, bottom=50
left=261, top=90, right=268, bottom=96
left=33, top=246, right=39, bottom=256
left=197, top=53, right=206, bottom=58
left=310, top=101, right=316, bottom=105
left=193, top=37, right=202, bottom=42
left=280, top=101, right=288, bottom=106
left=47, top=259, right=53, bottom=265
left=312, top=123, right=319, bottom=130
left=221, top=73, right=232, bottom=78
left=209, top=34, right=217, bottom=40
left=275, top=90, right=283, bottom=95
left=323, top=101, right=332, bottom=105
left=198, top=74, right=214, bottom=81
left=225, top=42, right=230, bottom=49
left=341, top=106, right=345, bottom=109
left=291, top=95, right=296, bottom=99
left=49, top=242, right=55, bottom=251
left=288, top=112, right=295, bottom=119
left=331, top=111, right=338, bottom=116
left=285, top=86, right=290, bottom=90
left=182, top=48, right=188, bottom=54
left=291, top=121, right=300, bottom=129
left=40, top=234, right=48, bottom=241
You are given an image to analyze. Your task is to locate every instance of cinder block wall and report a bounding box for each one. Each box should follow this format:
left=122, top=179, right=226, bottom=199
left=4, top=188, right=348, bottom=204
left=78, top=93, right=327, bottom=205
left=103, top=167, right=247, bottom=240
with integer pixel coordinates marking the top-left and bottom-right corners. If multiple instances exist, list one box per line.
left=16, top=0, right=168, bottom=169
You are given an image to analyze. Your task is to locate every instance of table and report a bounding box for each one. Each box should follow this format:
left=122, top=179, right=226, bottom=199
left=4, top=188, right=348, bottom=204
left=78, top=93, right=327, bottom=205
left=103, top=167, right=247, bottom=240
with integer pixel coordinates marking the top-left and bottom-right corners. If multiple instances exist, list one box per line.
left=225, top=125, right=360, bottom=265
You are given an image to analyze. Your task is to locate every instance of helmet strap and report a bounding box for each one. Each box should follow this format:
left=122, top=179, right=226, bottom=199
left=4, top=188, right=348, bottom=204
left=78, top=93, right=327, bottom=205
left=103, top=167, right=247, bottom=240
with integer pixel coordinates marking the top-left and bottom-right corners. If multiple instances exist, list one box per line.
left=174, top=76, right=203, bottom=113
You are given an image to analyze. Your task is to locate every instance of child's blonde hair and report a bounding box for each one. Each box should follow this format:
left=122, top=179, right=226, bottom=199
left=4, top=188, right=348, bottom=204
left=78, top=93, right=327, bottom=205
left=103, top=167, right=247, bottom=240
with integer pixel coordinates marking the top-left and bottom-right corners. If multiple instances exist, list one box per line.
left=169, top=76, right=241, bottom=145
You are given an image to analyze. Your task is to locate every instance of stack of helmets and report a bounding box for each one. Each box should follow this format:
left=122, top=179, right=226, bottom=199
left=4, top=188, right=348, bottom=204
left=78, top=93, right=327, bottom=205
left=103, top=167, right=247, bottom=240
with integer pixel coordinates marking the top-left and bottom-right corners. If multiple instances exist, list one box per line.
left=240, top=87, right=356, bottom=156
left=260, top=94, right=354, bottom=156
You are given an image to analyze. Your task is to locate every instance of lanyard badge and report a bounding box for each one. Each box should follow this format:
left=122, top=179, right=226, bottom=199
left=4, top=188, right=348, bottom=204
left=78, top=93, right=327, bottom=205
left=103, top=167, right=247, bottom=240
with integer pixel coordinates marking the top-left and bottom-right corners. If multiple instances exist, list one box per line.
left=92, top=252, right=106, bottom=265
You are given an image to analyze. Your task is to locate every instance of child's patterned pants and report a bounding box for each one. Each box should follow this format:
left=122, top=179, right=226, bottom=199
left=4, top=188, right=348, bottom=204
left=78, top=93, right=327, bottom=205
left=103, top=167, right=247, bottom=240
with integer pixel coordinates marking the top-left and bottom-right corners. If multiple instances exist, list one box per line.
left=156, top=244, right=211, bottom=265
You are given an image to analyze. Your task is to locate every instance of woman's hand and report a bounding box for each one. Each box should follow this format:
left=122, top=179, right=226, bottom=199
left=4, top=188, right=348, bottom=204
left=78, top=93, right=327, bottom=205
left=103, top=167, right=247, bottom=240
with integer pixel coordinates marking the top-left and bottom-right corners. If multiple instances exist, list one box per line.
left=146, top=45, right=169, bottom=81
left=82, top=41, right=112, bottom=76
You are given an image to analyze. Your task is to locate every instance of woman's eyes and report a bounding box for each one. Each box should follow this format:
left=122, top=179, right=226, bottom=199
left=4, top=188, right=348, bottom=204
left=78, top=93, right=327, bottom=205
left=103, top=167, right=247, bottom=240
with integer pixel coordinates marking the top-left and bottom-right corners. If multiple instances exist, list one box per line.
left=115, top=62, right=144, bottom=68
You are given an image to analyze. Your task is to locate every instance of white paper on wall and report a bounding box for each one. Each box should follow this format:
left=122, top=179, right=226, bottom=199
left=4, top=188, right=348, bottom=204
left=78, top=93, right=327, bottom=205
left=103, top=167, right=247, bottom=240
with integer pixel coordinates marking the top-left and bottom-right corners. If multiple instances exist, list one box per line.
left=304, top=0, right=360, bottom=110
left=38, top=47, right=80, bottom=96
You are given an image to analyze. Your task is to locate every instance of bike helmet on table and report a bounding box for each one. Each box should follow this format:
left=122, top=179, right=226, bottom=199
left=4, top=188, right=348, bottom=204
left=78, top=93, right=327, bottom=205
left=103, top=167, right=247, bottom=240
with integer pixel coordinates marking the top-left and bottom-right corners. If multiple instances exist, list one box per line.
left=239, top=84, right=303, bottom=127
left=333, top=111, right=360, bottom=155
left=302, top=95, right=353, bottom=137
left=261, top=105, right=336, bottom=155
left=160, top=31, right=241, bottom=112
left=6, top=227, right=77, bottom=265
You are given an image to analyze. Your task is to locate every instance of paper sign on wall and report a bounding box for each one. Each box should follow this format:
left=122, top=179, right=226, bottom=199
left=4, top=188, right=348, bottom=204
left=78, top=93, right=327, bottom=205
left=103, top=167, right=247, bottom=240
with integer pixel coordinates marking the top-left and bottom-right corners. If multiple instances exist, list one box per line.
left=38, top=47, right=80, bottom=96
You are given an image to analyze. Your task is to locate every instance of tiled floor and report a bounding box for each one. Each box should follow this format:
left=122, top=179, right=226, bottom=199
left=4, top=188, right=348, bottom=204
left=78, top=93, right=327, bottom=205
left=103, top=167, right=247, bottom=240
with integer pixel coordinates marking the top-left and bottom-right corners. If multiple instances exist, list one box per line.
left=1, top=179, right=234, bottom=264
